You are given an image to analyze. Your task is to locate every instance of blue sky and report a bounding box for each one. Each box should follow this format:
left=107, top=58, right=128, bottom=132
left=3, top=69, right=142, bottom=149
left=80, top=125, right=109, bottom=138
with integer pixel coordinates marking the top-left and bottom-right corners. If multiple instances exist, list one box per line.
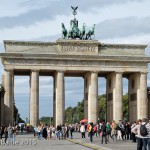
left=0, top=0, right=150, bottom=121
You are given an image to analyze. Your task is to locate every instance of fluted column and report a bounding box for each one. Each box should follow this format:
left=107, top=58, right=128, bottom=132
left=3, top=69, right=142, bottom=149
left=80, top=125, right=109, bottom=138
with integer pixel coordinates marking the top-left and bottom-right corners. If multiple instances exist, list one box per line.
left=4, top=69, right=14, bottom=126
left=54, top=71, right=65, bottom=127
left=137, top=72, right=148, bottom=119
left=113, top=72, right=123, bottom=121
left=88, top=72, right=98, bottom=124
left=30, top=70, right=39, bottom=127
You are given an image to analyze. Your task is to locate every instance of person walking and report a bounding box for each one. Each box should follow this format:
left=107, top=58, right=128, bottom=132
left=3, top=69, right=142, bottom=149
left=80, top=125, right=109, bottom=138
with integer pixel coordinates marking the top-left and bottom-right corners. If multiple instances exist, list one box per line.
left=101, top=122, right=107, bottom=144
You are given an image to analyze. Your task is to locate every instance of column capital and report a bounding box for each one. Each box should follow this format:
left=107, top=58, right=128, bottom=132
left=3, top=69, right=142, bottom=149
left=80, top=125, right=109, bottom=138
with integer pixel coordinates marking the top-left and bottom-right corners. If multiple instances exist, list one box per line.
left=4, top=68, right=13, bottom=72
left=115, top=71, right=124, bottom=74
left=30, top=69, right=40, bottom=72
left=140, top=71, right=148, bottom=74
left=89, top=71, right=99, bottom=75
left=55, top=70, right=65, bottom=73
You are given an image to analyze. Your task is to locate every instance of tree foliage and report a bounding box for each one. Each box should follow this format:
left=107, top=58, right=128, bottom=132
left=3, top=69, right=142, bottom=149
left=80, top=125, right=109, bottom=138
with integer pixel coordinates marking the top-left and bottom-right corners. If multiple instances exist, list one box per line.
left=14, top=100, right=25, bottom=124
left=65, top=93, right=129, bottom=123
left=39, top=116, right=53, bottom=125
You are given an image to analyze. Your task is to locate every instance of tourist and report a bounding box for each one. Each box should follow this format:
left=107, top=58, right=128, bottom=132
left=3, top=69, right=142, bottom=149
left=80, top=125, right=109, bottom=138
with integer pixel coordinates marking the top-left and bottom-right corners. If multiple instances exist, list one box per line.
left=4, top=126, right=8, bottom=143
left=7, top=124, right=13, bottom=143
left=101, top=121, right=107, bottom=144
left=131, top=119, right=143, bottom=150
left=47, top=126, right=51, bottom=140
left=51, top=125, right=56, bottom=139
left=69, top=124, right=74, bottom=139
left=66, top=124, right=69, bottom=138
left=88, top=122, right=94, bottom=143
left=56, top=124, right=62, bottom=140
left=34, top=125, right=37, bottom=137
left=116, top=120, right=123, bottom=141
left=37, top=124, right=41, bottom=140
left=111, top=120, right=117, bottom=142
left=140, top=118, right=150, bottom=150
left=124, top=122, right=131, bottom=140
left=131, top=121, right=137, bottom=142
left=106, top=122, right=111, bottom=142
left=80, top=122, right=86, bottom=138
left=42, top=125, right=47, bottom=140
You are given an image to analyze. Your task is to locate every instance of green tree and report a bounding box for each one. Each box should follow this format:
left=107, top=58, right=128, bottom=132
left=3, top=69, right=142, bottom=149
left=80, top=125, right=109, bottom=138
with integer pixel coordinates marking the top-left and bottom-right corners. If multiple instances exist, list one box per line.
left=39, top=116, right=53, bottom=125
left=122, top=93, right=129, bottom=121
left=65, top=93, right=129, bottom=123
left=14, top=100, right=25, bottom=124
left=98, top=94, right=106, bottom=122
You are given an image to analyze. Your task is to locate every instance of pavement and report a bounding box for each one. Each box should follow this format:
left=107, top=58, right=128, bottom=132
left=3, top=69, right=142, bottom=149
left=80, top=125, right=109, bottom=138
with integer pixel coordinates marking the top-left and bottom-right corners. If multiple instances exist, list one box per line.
left=67, top=132, right=137, bottom=150
left=0, top=132, right=137, bottom=150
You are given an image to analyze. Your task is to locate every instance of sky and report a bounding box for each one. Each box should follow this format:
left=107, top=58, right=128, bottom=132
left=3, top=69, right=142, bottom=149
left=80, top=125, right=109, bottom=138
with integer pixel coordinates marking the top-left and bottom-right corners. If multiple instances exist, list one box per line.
left=0, top=0, right=150, bottom=121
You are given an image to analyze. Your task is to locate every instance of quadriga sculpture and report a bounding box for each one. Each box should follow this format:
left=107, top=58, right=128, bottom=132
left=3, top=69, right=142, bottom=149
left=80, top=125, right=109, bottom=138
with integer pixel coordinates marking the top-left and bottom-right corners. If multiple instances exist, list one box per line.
left=85, top=24, right=95, bottom=40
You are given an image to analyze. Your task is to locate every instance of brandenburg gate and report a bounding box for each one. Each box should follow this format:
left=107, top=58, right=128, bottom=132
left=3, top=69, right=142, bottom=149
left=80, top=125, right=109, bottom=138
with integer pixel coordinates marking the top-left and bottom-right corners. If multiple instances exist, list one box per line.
left=0, top=6, right=150, bottom=127
left=0, top=39, right=150, bottom=127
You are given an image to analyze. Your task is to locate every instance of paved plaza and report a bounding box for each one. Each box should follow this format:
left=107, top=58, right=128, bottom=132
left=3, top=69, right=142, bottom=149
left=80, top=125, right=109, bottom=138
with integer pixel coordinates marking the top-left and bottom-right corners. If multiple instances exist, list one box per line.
left=0, top=132, right=137, bottom=150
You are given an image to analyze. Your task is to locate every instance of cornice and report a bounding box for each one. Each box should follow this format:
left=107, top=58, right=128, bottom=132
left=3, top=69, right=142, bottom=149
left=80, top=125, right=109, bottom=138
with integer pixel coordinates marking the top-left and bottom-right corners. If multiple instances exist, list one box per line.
left=4, top=40, right=56, bottom=46
left=100, top=43, right=147, bottom=49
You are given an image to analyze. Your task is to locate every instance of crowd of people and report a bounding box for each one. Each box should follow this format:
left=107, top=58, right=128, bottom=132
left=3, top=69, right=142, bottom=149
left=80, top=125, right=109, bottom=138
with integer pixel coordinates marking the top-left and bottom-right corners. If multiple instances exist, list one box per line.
left=0, top=124, right=17, bottom=143
left=33, top=124, right=75, bottom=140
left=0, top=118, right=150, bottom=150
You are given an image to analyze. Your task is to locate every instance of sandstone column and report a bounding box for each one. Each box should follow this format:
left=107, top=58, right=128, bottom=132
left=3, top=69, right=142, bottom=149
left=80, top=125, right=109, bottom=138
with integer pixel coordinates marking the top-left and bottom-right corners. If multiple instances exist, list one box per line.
left=137, top=72, right=148, bottom=119
left=30, top=70, right=39, bottom=127
left=88, top=72, right=98, bottom=124
left=4, top=69, right=14, bottom=126
left=84, top=73, right=90, bottom=120
left=54, top=71, right=65, bottom=127
left=113, top=72, right=123, bottom=122
left=106, top=74, right=113, bottom=122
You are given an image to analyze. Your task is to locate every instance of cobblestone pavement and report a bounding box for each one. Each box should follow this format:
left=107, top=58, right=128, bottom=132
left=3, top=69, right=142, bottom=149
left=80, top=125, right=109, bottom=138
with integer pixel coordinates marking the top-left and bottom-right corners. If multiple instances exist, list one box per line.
left=0, top=132, right=137, bottom=150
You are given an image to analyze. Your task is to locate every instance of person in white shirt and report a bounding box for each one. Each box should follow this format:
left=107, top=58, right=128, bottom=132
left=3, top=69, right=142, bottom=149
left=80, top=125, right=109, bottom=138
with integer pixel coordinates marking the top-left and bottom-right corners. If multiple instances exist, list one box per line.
left=80, top=122, right=86, bottom=138
left=131, top=119, right=142, bottom=150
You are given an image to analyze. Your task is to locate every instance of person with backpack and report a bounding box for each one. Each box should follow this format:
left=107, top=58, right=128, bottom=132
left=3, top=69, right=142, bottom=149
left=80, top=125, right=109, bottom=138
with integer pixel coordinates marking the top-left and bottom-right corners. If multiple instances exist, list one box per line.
left=101, top=121, right=107, bottom=144
left=88, top=122, right=94, bottom=142
left=140, top=118, right=150, bottom=150
left=131, top=119, right=143, bottom=150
